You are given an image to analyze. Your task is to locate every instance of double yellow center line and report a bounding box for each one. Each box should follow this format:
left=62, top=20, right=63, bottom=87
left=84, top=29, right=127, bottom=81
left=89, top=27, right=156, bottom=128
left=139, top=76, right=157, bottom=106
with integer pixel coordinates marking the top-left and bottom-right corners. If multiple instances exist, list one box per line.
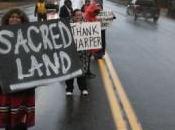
left=98, top=53, right=143, bottom=130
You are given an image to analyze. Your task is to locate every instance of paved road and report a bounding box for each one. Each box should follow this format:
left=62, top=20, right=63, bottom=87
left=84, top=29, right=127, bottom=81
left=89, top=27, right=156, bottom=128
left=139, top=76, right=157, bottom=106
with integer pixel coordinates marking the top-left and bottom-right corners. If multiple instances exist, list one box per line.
left=29, top=60, right=116, bottom=130
left=105, top=0, right=175, bottom=130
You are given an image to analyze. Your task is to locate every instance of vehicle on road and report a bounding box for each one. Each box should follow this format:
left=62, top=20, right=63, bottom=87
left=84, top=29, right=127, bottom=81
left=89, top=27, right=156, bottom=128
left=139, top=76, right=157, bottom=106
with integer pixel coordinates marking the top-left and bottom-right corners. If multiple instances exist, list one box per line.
left=126, top=0, right=160, bottom=22
left=167, top=0, right=175, bottom=17
left=46, top=0, right=59, bottom=12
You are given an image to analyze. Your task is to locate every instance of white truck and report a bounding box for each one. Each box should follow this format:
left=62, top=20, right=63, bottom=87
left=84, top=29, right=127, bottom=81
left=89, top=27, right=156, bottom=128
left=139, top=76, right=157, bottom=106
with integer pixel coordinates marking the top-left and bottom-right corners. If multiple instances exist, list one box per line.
left=46, top=0, right=60, bottom=12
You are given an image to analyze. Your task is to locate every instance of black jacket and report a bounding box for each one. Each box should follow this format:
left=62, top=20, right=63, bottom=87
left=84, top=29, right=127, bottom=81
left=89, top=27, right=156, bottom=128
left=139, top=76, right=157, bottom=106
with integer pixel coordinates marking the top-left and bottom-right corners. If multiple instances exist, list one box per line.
left=59, top=5, right=72, bottom=19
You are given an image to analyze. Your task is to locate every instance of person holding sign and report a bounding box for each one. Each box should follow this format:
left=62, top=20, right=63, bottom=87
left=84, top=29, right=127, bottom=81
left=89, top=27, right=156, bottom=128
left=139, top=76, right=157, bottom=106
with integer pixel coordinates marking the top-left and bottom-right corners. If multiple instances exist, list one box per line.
left=34, top=0, right=47, bottom=21
left=84, top=0, right=106, bottom=59
left=0, top=8, right=35, bottom=130
left=65, top=9, right=89, bottom=96
left=84, top=0, right=102, bottom=22
left=81, top=0, right=102, bottom=78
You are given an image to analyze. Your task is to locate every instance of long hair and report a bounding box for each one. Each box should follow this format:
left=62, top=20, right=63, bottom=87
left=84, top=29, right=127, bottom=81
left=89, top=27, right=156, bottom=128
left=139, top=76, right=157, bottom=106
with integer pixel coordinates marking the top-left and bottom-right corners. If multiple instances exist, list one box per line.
left=1, top=8, right=29, bottom=25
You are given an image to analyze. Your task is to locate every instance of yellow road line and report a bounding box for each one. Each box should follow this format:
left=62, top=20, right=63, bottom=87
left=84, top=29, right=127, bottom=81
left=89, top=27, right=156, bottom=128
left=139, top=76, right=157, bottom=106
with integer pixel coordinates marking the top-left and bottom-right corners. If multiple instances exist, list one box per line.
left=104, top=53, right=143, bottom=130
left=98, top=59, right=127, bottom=130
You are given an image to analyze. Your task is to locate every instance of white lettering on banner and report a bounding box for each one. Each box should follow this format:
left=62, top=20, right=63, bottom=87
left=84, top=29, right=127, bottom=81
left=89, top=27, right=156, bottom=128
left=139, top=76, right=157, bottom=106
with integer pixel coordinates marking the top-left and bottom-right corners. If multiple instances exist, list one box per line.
left=71, top=22, right=102, bottom=51
left=15, top=29, right=30, bottom=54
left=43, top=52, right=60, bottom=76
left=0, top=21, right=74, bottom=81
left=49, top=23, right=61, bottom=49
left=16, top=58, right=33, bottom=80
left=0, top=30, right=14, bottom=54
left=40, top=24, right=54, bottom=50
left=16, top=51, right=71, bottom=80
left=0, top=21, right=72, bottom=55
left=30, top=55, right=43, bottom=77
left=60, top=51, right=71, bottom=74
left=27, top=26, right=42, bottom=52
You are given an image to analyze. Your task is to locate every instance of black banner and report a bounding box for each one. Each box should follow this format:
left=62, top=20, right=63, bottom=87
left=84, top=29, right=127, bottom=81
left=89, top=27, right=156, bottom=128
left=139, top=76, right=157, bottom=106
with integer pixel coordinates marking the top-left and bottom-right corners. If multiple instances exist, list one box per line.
left=0, top=19, right=82, bottom=93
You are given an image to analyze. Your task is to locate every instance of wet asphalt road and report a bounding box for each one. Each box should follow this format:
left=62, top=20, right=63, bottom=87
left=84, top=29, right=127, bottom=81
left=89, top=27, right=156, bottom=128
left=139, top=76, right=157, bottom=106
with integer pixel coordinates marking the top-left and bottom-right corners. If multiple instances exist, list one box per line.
left=30, top=60, right=116, bottom=130
left=105, top=0, right=175, bottom=130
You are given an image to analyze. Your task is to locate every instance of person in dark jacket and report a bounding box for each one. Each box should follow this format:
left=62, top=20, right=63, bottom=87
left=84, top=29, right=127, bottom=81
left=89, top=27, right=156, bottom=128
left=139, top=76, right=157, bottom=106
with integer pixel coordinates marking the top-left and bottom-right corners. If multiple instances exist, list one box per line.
left=59, top=0, right=73, bottom=20
left=65, top=9, right=89, bottom=96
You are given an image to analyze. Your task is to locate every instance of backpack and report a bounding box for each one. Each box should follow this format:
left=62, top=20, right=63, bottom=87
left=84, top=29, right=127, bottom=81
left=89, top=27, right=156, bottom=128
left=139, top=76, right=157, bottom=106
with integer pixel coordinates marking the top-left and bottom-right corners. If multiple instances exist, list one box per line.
left=37, top=2, right=46, bottom=14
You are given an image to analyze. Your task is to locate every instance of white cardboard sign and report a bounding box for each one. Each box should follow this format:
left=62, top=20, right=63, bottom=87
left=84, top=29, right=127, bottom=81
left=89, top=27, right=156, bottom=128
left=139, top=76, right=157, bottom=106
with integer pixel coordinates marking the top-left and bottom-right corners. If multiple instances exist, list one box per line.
left=71, top=22, right=102, bottom=51
left=96, top=10, right=116, bottom=30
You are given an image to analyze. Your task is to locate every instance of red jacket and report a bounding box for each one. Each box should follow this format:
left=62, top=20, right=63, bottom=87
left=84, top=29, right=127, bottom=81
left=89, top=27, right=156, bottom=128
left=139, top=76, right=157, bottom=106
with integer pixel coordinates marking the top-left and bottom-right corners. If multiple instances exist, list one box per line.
left=83, top=2, right=102, bottom=54
left=84, top=3, right=101, bottom=22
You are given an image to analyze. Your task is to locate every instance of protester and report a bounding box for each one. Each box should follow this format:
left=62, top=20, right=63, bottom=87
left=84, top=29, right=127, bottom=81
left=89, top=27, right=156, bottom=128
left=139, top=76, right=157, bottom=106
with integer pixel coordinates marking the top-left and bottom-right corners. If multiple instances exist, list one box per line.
left=81, top=0, right=90, bottom=13
left=0, top=8, right=35, bottom=130
left=81, top=0, right=103, bottom=79
left=84, top=0, right=102, bottom=21
left=59, top=0, right=73, bottom=20
left=34, top=0, right=47, bottom=21
left=81, top=0, right=94, bottom=79
left=65, top=9, right=89, bottom=96
left=85, top=0, right=106, bottom=59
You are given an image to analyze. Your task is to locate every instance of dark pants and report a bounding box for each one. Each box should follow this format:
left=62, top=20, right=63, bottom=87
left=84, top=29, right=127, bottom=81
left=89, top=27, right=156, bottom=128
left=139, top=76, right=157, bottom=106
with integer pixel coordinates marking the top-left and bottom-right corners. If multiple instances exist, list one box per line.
left=87, top=53, right=92, bottom=73
left=65, top=76, right=87, bottom=92
left=95, top=30, right=106, bottom=58
left=37, top=13, right=47, bottom=21
left=6, top=123, right=27, bottom=130
left=101, top=30, right=106, bottom=55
